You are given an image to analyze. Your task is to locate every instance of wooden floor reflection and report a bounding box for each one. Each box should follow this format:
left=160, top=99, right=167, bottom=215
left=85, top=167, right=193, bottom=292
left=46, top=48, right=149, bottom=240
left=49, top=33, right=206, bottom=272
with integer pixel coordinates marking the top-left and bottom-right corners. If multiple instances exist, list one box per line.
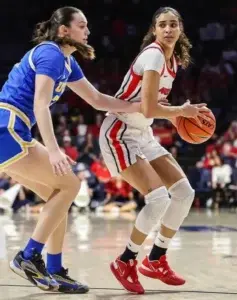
left=0, top=209, right=236, bottom=300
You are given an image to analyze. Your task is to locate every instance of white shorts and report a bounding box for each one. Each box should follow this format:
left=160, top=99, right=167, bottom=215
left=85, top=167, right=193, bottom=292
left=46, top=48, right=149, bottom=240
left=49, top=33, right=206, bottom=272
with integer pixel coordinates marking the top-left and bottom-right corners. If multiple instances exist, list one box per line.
left=99, top=114, right=170, bottom=177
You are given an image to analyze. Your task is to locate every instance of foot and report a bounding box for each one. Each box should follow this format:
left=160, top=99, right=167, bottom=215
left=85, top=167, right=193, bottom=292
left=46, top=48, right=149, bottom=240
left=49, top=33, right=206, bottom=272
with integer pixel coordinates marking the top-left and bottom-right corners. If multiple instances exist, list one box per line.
left=138, top=255, right=185, bottom=286
left=50, top=267, right=89, bottom=294
left=9, top=250, right=59, bottom=291
left=110, top=256, right=144, bottom=294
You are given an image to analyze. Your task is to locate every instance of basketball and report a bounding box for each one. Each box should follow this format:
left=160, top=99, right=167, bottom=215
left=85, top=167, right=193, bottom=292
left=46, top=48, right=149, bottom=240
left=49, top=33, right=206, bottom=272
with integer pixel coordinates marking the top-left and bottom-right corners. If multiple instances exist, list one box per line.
left=176, top=110, right=216, bottom=144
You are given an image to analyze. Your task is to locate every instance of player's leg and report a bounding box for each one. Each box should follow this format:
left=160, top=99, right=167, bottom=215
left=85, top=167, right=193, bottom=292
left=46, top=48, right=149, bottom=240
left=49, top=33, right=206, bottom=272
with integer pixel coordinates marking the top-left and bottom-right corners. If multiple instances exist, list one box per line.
left=6, top=170, right=54, bottom=201
left=6, top=171, right=87, bottom=293
left=138, top=154, right=194, bottom=285
left=110, top=156, right=171, bottom=294
left=99, top=116, right=172, bottom=294
left=4, top=141, right=88, bottom=293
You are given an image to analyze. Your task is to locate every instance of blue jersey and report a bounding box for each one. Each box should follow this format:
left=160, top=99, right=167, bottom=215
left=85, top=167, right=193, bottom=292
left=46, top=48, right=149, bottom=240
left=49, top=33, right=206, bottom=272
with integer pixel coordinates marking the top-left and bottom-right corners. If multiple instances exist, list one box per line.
left=0, top=42, right=84, bottom=127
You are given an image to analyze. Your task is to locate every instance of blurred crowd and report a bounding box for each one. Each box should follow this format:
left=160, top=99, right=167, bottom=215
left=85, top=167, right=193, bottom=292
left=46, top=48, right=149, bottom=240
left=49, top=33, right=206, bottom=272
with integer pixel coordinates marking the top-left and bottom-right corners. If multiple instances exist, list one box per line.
left=190, top=121, right=237, bottom=209
left=0, top=0, right=237, bottom=213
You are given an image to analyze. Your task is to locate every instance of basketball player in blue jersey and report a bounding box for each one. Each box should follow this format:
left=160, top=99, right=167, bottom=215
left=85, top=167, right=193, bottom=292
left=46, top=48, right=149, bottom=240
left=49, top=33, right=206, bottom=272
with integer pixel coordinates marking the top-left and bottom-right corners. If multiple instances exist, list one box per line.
left=0, top=7, right=141, bottom=294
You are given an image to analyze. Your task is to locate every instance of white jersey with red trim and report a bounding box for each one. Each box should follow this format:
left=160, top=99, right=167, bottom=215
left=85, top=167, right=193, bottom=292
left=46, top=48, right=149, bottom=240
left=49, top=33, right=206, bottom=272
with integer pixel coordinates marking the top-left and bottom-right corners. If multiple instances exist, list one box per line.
left=113, top=42, right=178, bottom=129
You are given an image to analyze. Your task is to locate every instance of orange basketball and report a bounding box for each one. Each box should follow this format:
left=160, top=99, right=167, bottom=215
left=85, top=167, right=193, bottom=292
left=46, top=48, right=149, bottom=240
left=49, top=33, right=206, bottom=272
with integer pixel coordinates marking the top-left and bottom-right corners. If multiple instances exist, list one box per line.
left=176, top=110, right=216, bottom=144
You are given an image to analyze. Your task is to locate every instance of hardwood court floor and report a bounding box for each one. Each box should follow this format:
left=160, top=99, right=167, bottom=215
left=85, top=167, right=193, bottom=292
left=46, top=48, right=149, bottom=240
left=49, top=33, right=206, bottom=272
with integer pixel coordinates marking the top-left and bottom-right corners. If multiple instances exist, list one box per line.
left=0, top=209, right=236, bottom=300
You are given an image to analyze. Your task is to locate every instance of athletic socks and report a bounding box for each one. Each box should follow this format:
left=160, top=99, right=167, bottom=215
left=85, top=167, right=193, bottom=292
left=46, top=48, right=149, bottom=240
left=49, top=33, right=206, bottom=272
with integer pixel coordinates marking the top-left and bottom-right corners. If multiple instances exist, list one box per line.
left=47, top=253, right=62, bottom=274
left=149, top=232, right=171, bottom=261
left=23, top=238, right=44, bottom=259
left=120, top=238, right=141, bottom=262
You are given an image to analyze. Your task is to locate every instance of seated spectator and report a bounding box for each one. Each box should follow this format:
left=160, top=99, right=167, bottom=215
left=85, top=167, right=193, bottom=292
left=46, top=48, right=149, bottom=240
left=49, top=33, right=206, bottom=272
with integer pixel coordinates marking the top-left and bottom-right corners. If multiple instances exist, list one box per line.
left=89, top=156, right=111, bottom=209
left=90, top=155, right=111, bottom=183
left=220, top=142, right=236, bottom=167
left=0, top=173, right=10, bottom=190
left=152, top=120, right=176, bottom=147
left=63, top=136, right=79, bottom=161
left=12, top=186, right=36, bottom=213
left=88, top=113, right=104, bottom=138
left=195, top=150, right=219, bottom=190
left=76, top=114, right=88, bottom=147
left=212, top=156, right=233, bottom=209
left=55, top=115, right=68, bottom=137
left=78, top=133, right=100, bottom=165
left=74, top=170, right=92, bottom=211
left=100, top=176, right=137, bottom=213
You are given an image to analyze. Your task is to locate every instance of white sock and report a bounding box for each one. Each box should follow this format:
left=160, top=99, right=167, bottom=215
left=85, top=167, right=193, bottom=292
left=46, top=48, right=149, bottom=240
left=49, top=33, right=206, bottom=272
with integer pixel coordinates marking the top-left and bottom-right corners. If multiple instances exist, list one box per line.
left=127, top=238, right=142, bottom=253
left=154, top=232, right=171, bottom=249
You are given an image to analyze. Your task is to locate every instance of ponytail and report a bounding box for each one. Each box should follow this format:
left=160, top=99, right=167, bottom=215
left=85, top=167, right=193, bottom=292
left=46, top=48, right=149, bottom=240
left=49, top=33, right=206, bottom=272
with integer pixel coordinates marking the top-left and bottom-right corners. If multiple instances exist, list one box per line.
left=33, top=20, right=51, bottom=44
left=32, top=7, right=95, bottom=60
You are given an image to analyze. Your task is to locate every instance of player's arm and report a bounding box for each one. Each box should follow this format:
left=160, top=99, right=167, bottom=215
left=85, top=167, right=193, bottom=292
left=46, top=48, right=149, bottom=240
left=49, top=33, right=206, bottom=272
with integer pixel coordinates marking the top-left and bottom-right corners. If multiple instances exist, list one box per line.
left=67, top=57, right=140, bottom=113
left=33, top=47, right=64, bottom=152
left=139, top=49, right=208, bottom=120
left=141, top=71, right=208, bottom=121
left=67, top=78, right=140, bottom=113
left=141, top=70, right=184, bottom=118
left=34, top=75, right=60, bottom=152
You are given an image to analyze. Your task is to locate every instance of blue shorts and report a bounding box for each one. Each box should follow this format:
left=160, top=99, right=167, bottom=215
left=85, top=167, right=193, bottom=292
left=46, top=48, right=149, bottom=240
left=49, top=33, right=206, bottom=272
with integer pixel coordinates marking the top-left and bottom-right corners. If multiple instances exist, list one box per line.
left=0, top=103, right=36, bottom=170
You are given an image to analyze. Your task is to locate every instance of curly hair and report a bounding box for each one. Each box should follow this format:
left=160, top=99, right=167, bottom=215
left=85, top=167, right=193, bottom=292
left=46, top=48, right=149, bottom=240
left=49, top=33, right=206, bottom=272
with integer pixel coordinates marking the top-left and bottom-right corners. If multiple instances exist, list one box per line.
left=141, top=7, right=192, bottom=68
left=33, top=6, right=95, bottom=60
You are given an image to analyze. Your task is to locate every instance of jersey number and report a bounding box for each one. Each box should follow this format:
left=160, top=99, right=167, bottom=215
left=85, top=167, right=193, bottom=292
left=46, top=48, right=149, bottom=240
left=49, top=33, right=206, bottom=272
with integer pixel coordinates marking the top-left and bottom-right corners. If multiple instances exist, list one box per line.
left=52, top=82, right=66, bottom=102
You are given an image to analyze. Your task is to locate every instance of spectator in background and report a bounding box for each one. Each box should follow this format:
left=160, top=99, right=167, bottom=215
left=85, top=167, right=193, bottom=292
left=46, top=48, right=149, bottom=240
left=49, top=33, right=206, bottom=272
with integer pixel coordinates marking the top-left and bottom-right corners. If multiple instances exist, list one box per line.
left=78, top=133, right=100, bottom=165
left=220, top=142, right=236, bottom=167
left=212, top=156, right=233, bottom=209
left=195, top=150, right=220, bottom=190
left=55, top=115, right=67, bottom=137
left=74, top=169, right=92, bottom=211
left=0, top=172, right=10, bottom=190
left=90, top=154, right=111, bottom=183
left=12, top=186, right=36, bottom=213
left=152, top=120, right=176, bottom=147
left=88, top=113, right=104, bottom=138
left=76, top=114, right=88, bottom=147
left=63, top=136, right=79, bottom=162
left=90, top=155, right=111, bottom=210
left=101, top=176, right=136, bottom=213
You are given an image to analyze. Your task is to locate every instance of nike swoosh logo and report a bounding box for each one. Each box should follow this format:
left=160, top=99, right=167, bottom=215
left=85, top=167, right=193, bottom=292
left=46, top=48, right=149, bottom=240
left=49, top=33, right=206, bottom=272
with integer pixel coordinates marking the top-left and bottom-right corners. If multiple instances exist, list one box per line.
left=119, top=268, right=125, bottom=276
left=114, top=262, right=125, bottom=277
left=158, top=238, right=165, bottom=243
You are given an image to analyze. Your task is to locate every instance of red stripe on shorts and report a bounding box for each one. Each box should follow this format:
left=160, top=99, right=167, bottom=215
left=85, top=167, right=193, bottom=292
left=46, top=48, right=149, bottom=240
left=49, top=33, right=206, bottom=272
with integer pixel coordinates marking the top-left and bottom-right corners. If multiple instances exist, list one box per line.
left=109, top=120, right=127, bottom=171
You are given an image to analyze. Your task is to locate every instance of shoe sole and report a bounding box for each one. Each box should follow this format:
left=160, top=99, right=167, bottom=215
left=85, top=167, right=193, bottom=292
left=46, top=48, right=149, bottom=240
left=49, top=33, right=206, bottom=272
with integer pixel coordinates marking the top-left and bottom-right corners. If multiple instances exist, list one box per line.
left=9, top=260, right=59, bottom=291
left=139, top=266, right=186, bottom=286
left=9, top=260, right=28, bottom=280
left=110, top=263, right=144, bottom=294
left=57, top=287, right=89, bottom=294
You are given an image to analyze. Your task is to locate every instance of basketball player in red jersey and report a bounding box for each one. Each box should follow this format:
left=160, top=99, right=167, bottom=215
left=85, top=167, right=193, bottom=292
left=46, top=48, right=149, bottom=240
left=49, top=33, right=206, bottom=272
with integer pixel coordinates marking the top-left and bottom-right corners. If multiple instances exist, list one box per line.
left=99, top=7, right=209, bottom=294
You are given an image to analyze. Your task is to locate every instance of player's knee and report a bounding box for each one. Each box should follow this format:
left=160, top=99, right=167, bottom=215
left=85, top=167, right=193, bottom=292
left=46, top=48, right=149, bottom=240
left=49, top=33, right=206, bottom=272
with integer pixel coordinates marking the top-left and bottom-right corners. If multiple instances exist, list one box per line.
left=135, top=186, right=170, bottom=235
left=169, top=178, right=194, bottom=208
left=68, top=176, right=81, bottom=195
left=162, top=178, right=194, bottom=230
left=57, top=175, right=81, bottom=196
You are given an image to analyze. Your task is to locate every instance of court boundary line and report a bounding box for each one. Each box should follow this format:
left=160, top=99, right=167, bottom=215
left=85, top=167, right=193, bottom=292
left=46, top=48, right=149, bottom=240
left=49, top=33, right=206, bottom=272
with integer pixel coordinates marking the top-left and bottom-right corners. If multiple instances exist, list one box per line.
left=0, top=285, right=236, bottom=295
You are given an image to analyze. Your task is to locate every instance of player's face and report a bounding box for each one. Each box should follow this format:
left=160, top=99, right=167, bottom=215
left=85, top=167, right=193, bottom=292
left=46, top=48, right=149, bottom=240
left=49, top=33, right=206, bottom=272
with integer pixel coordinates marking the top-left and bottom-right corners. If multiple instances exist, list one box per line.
left=154, top=12, right=181, bottom=48
left=67, top=12, right=90, bottom=44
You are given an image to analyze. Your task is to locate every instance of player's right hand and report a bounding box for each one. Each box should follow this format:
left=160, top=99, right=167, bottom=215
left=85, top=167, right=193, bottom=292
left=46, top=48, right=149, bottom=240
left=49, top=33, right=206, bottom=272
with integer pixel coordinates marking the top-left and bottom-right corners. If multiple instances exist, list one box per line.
left=180, top=100, right=210, bottom=127
left=48, top=149, right=76, bottom=176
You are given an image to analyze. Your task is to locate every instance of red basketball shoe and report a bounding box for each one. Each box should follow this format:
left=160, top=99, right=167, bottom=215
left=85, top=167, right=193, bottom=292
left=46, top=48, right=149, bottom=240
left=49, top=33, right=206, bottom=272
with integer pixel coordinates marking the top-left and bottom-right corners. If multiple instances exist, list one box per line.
left=110, top=257, right=144, bottom=294
left=138, top=255, right=185, bottom=286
